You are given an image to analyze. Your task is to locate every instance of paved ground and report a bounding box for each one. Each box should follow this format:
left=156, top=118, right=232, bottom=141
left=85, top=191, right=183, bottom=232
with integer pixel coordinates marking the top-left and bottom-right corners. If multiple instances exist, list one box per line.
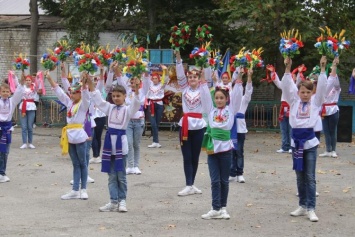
left=0, top=127, right=354, bottom=237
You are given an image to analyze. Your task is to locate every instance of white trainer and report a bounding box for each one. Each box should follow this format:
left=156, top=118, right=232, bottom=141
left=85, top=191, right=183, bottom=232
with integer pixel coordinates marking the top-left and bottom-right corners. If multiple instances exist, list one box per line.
left=80, top=189, right=88, bottom=200
left=178, top=186, right=195, bottom=196
left=0, top=175, right=8, bottom=183
left=87, top=176, right=95, bottom=183
left=229, top=176, right=238, bottom=182
left=3, top=175, right=10, bottom=182
left=126, top=167, right=135, bottom=175
left=89, top=157, right=102, bottom=164
left=201, top=209, right=223, bottom=220
left=276, top=148, right=288, bottom=153
left=28, top=144, right=35, bottom=149
left=134, top=167, right=142, bottom=175
left=288, top=149, right=292, bottom=153
left=61, top=190, right=81, bottom=200
left=118, top=200, right=128, bottom=212
left=99, top=202, right=118, bottom=212
left=221, top=207, right=230, bottom=219
left=290, top=206, right=307, bottom=216
left=237, top=175, right=245, bottom=183
left=147, top=142, right=162, bottom=148
left=192, top=185, right=202, bottom=194
left=319, top=151, right=332, bottom=157
left=307, top=210, right=319, bottom=222
left=331, top=151, right=338, bottom=158
left=20, top=144, right=28, bottom=149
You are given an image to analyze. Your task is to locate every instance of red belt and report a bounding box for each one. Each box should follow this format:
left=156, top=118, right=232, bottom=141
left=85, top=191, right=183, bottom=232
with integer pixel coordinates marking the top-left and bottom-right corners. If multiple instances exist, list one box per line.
left=278, top=101, right=290, bottom=121
left=321, top=103, right=337, bottom=117
left=22, top=99, right=34, bottom=114
left=181, top=113, right=203, bottom=142
left=148, top=99, right=162, bottom=116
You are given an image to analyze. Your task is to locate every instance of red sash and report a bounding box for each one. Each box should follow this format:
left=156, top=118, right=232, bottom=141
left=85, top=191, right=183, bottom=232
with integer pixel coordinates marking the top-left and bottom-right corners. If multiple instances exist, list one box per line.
left=321, top=103, right=337, bottom=117
left=22, top=99, right=34, bottom=114
left=148, top=99, right=162, bottom=116
left=278, top=101, right=290, bottom=121
left=181, top=113, right=203, bottom=141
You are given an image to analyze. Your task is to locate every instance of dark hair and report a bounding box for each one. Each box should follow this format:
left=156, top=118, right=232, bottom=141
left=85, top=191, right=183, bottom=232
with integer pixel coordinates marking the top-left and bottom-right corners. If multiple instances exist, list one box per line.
left=111, top=85, right=126, bottom=95
left=214, top=86, right=230, bottom=99
left=297, top=80, right=314, bottom=91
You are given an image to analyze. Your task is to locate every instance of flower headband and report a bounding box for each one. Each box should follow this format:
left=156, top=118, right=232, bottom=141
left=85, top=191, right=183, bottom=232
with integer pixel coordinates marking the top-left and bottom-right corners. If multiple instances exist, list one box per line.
left=215, top=85, right=230, bottom=93
left=68, top=82, right=82, bottom=94
left=186, top=68, right=201, bottom=76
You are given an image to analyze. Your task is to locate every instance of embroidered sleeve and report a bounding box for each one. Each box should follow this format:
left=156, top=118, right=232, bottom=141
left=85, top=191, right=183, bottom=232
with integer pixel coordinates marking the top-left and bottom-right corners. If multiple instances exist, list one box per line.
left=200, top=83, right=213, bottom=113
left=90, top=89, right=111, bottom=115
left=281, top=73, right=297, bottom=106
left=53, top=85, right=72, bottom=107
left=176, top=61, right=188, bottom=90
left=314, top=72, right=327, bottom=107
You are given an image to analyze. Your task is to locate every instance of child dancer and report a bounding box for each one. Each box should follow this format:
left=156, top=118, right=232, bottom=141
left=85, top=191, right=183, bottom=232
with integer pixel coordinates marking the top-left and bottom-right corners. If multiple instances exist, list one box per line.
left=0, top=75, right=25, bottom=183
left=229, top=68, right=253, bottom=183
left=282, top=56, right=331, bottom=222
left=107, top=62, right=150, bottom=175
left=201, top=68, right=243, bottom=220
left=146, top=70, right=168, bottom=148
left=86, top=74, right=141, bottom=212
left=18, top=72, right=40, bottom=149
left=46, top=71, right=90, bottom=200
left=175, top=51, right=208, bottom=196
left=319, top=65, right=341, bottom=158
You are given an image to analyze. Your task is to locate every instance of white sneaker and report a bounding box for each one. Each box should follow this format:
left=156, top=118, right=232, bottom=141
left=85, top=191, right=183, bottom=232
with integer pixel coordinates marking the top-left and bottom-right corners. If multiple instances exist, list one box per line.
left=118, top=200, right=128, bottom=212
left=178, top=186, right=195, bottom=196
left=319, top=151, right=332, bottom=157
left=87, top=176, right=95, bottom=183
left=201, top=209, right=223, bottom=220
left=134, top=167, right=142, bottom=175
left=99, top=202, right=118, bottom=212
left=33, top=124, right=36, bottom=129
left=126, top=167, right=135, bottom=175
left=0, top=175, right=7, bottom=183
left=229, top=176, right=238, bottom=182
left=331, top=151, right=338, bottom=158
left=237, top=175, right=245, bottom=183
left=276, top=148, right=288, bottom=153
left=307, top=210, right=319, bottom=222
left=290, top=206, right=307, bottom=216
left=89, top=157, right=102, bottom=164
left=28, top=144, right=35, bottom=149
left=221, top=207, right=230, bottom=220
left=80, top=189, right=88, bottom=200
left=20, top=144, right=28, bottom=149
left=288, top=149, right=292, bottom=153
left=3, top=175, right=10, bottom=182
left=61, top=190, right=81, bottom=200
left=192, top=185, right=202, bottom=194
left=147, top=142, right=162, bottom=148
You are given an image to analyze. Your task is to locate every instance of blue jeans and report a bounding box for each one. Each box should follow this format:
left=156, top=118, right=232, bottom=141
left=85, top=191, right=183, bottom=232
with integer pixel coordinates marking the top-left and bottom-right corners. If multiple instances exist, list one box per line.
left=322, top=111, right=339, bottom=152
left=92, top=116, right=106, bottom=158
left=68, top=142, right=88, bottom=191
left=208, top=150, right=232, bottom=210
left=148, top=103, right=164, bottom=143
left=180, top=128, right=204, bottom=186
left=293, top=146, right=317, bottom=210
left=230, top=133, right=245, bottom=177
left=0, top=144, right=10, bottom=176
left=280, top=116, right=291, bottom=151
left=20, top=110, right=35, bottom=144
left=126, top=119, right=145, bottom=168
left=108, top=155, right=127, bottom=203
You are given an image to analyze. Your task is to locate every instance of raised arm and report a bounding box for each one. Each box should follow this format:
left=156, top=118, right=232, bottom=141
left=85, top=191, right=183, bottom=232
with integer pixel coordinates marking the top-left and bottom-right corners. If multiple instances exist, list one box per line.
left=45, top=71, right=72, bottom=107
left=175, top=51, right=188, bottom=89
left=314, top=56, right=331, bottom=107
left=10, top=75, right=25, bottom=106
left=199, top=70, right=213, bottom=113
left=280, top=57, right=297, bottom=105
left=229, top=71, right=244, bottom=115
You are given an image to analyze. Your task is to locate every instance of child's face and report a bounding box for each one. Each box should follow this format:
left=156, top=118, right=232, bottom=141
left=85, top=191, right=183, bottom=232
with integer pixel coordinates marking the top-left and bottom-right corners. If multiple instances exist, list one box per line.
left=151, top=75, right=160, bottom=85
left=221, top=75, right=229, bottom=84
left=25, top=78, right=32, bottom=87
left=188, top=74, right=200, bottom=88
left=214, top=90, right=228, bottom=108
left=112, top=91, right=126, bottom=106
left=298, top=86, right=313, bottom=102
left=70, top=91, right=81, bottom=103
left=0, top=87, right=11, bottom=99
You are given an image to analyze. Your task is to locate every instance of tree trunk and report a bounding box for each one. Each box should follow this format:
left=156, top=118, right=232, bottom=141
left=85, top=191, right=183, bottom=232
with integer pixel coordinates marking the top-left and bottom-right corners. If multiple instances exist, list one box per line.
left=29, top=0, right=39, bottom=74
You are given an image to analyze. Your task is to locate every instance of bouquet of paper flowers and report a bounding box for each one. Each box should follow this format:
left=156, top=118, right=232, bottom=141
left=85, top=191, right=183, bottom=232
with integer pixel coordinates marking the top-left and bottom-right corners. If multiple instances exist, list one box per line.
left=13, top=54, right=30, bottom=71
left=315, top=26, right=350, bottom=57
left=195, top=24, right=213, bottom=44
left=97, top=46, right=113, bottom=67
left=230, top=47, right=248, bottom=69
left=73, top=46, right=101, bottom=74
left=112, top=47, right=127, bottom=63
left=169, top=21, right=191, bottom=51
left=40, top=53, right=59, bottom=71
left=209, top=50, right=223, bottom=71
left=189, top=42, right=211, bottom=69
left=54, top=40, right=71, bottom=62
left=279, top=29, right=304, bottom=58
left=123, top=46, right=150, bottom=79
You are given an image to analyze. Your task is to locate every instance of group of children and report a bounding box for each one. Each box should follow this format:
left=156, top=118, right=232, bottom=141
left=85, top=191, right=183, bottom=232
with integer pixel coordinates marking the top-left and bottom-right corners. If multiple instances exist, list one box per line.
left=0, top=51, right=343, bottom=223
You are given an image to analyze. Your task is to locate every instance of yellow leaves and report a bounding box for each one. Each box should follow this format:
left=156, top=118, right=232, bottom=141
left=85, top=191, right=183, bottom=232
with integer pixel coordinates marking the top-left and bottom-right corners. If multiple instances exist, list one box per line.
left=339, top=29, right=346, bottom=39
left=280, top=29, right=302, bottom=41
